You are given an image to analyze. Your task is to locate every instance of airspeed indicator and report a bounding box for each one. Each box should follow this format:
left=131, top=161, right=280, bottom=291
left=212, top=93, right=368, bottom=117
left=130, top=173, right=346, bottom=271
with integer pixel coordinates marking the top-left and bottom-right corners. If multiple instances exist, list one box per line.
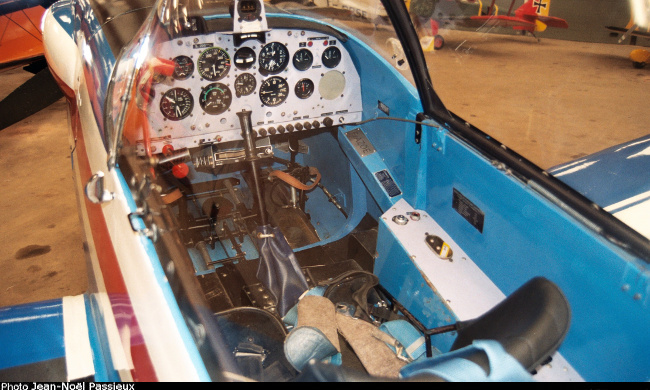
left=197, top=47, right=231, bottom=81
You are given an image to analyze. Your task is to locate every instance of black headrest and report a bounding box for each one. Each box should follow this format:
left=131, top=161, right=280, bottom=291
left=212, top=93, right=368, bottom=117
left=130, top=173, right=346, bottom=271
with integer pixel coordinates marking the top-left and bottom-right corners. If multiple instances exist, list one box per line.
left=451, top=276, right=571, bottom=372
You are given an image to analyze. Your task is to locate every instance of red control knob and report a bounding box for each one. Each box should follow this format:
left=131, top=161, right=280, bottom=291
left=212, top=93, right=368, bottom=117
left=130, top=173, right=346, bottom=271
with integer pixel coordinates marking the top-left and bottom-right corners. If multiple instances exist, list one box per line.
left=172, top=163, right=189, bottom=179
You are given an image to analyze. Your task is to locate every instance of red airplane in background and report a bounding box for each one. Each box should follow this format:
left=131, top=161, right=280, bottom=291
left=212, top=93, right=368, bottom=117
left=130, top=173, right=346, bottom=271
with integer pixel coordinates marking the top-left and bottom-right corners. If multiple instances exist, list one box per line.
left=419, top=0, right=569, bottom=50
left=0, top=0, right=61, bottom=130
left=0, top=0, right=58, bottom=69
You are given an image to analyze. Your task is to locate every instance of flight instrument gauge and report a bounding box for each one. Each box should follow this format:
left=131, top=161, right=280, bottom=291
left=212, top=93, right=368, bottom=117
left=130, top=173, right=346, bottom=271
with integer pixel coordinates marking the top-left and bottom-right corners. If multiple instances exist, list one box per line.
left=294, top=78, right=314, bottom=99
left=259, top=42, right=289, bottom=75
left=172, top=55, right=194, bottom=80
left=233, top=47, right=256, bottom=70
left=293, top=49, right=313, bottom=71
left=200, top=83, right=232, bottom=115
left=234, top=73, right=257, bottom=97
left=160, top=88, right=193, bottom=121
left=197, top=47, right=231, bottom=81
left=259, top=76, right=289, bottom=106
left=322, top=46, right=341, bottom=68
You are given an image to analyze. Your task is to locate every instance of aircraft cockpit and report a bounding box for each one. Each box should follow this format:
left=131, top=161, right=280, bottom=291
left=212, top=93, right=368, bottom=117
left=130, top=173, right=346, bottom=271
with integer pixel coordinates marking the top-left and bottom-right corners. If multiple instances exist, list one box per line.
left=108, top=0, right=383, bottom=260
left=103, top=0, right=574, bottom=381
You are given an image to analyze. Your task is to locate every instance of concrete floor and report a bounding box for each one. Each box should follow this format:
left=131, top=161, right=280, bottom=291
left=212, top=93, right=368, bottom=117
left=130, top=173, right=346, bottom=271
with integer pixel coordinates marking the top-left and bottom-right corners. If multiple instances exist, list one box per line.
left=0, top=30, right=647, bottom=308
left=0, top=69, right=87, bottom=307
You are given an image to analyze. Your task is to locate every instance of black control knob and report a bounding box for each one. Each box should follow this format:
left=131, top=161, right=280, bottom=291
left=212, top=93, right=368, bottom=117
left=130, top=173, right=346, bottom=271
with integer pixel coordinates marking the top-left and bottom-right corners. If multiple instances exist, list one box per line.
left=304, top=122, right=312, bottom=130
left=287, top=124, right=295, bottom=132
left=323, top=117, right=334, bottom=127
left=278, top=125, right=286, bottom=134
left=295, top=122, right=303, bottom=131
left=312, top=120, right=320, bottom=129
left=259, top=128, right=267, bottom=137
left=268, top=127, right=277, bottom=135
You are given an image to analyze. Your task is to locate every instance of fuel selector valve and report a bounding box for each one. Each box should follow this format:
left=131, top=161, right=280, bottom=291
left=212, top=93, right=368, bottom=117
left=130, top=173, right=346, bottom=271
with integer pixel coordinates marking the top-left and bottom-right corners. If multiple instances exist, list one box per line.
left=425, top=233, right=453, bottom=261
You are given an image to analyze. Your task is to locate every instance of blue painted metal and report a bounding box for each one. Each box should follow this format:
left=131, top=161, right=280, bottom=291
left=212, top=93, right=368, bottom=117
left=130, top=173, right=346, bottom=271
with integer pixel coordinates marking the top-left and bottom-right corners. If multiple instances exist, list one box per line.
left=374, top=218, right=458, bottom=353
left=549, top=134, right=650, bottom=209
left=0, top=299, right=65, bottom=370
left=84, top=294, right=121, bottom=381
left=410, top=127, right=650, bottom=381
left=49, top=0, right=74, bottom=38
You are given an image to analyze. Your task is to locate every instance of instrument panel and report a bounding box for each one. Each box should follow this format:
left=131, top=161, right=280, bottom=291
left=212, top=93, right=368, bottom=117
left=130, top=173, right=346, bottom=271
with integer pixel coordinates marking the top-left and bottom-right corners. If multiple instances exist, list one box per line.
left=141, top=27, right=363, bottom=155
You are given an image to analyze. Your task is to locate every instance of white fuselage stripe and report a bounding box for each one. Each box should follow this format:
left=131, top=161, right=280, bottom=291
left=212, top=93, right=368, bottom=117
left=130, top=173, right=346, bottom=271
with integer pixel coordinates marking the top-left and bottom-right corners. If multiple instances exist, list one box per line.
left=62, top=295, right=95, bottom=381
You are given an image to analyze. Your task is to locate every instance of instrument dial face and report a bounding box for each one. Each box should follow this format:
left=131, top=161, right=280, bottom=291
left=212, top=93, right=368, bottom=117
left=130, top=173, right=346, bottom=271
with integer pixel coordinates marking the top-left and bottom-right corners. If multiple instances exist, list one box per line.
left=160, top=88, right=194, bottom=121
left=293, top=49, right=313, bottom=71
left=322, top=46, right=342, bottom=68
left=200, top=83, right=232, bottom=115
left=172, top=55, right=194, bottom=80
left=259, top=42, right=289, bottom=75
left=294, top=78, right=314, bottom=99
left=259, top=76, right=289, bottom=107
left=233, top=47, right=256, bottom=70
left=197, top=47, right=231, bottom=81
left=234, top=73, right=257, bottom=97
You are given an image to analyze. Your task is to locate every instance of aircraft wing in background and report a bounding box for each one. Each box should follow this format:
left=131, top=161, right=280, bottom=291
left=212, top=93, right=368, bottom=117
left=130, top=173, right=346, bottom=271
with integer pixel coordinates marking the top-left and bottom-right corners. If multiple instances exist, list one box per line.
left=0, top=0, right=63, bottom=131
left=420, top=0, right=568, bottom=50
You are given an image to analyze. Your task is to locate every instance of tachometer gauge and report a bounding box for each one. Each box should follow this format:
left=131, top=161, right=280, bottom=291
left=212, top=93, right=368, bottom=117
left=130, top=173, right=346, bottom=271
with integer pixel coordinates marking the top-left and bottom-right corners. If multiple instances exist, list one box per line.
left=294, top=78, right=314, bottom=99
left=234, top=47, right=256, bottom=70
left=160, top=88, right=193, bottom=121
left=200, top=83, right=232, bottom=115
left=234, top=73, right=257, bottom=97
left=293, top=49, right=313, bottom=71
left=197, top=47, right=231, bottom=81
left=259, top=76, right=289, bottom=107
left=172, top=55, right=194, bottom=80
left=259, top=42, right=289, bottom=75
left=322, top=46, right=342, bottom=68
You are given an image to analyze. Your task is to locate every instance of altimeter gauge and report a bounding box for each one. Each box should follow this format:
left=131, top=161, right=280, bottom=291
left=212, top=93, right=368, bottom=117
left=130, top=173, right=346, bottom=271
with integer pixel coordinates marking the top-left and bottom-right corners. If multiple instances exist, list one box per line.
left=160, top=88, right=193, bottom=121
left=259, top=42, right=289, bottom=75
left=197, top=47, right=231, bottom=81
left=200, top=83, right=232, bottom=115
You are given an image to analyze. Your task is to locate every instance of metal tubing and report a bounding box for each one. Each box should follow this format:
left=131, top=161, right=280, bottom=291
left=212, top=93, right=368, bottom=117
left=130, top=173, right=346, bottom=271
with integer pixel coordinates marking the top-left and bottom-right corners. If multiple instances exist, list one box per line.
left=237, top=110, right=268, bottom=226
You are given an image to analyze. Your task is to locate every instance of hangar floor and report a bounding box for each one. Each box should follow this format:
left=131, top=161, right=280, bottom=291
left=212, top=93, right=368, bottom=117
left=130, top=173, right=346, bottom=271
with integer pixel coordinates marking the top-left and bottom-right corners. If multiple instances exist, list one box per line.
left=0, top=30, right=647, bottom=308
